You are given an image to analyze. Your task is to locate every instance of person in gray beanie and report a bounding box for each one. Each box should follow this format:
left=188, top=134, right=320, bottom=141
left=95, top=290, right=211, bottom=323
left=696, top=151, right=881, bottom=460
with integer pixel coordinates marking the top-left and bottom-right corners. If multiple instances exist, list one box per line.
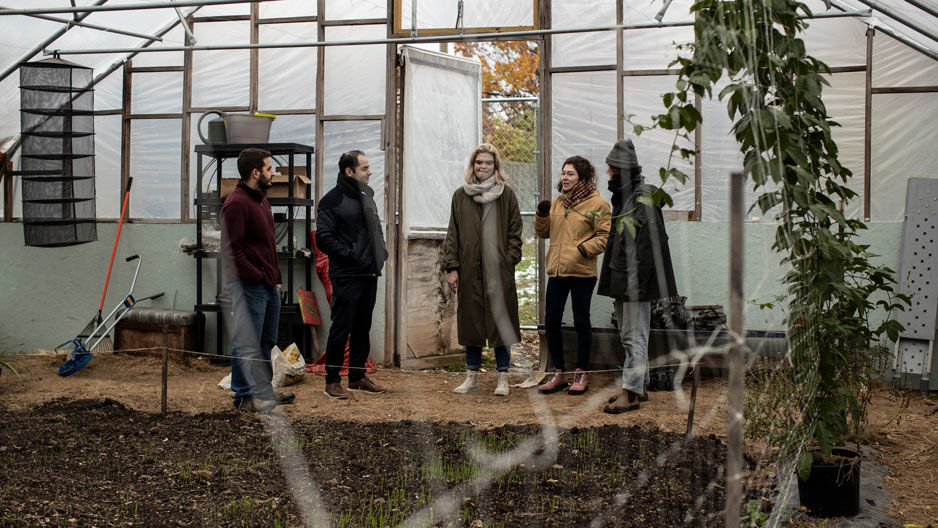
left=597, top=139, right=679, bottom=414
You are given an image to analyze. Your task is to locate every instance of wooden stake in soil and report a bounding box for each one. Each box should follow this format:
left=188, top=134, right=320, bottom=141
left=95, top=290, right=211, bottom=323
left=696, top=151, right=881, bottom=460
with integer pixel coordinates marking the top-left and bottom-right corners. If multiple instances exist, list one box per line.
left=161, top=325, right=169, bottom=415
left=726, top=171, right=745, bottom=528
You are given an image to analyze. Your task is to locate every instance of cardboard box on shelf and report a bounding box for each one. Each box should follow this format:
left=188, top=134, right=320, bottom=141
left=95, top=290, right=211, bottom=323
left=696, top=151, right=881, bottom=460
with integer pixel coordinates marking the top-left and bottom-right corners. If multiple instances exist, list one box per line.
left=219, top=166, right=310, bottom=199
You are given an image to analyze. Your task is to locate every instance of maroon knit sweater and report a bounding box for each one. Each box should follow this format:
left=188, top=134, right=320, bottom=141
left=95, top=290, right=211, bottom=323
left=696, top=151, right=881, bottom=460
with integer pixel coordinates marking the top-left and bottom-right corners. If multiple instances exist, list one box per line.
left=220, top=180, right=282, bottom=287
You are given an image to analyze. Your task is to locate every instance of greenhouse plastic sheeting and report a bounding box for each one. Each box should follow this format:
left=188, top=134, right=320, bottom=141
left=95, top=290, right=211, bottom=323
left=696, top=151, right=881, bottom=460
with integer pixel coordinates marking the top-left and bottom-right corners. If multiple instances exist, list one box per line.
left=322, top=120, right=385, bottom=221
left=551, top=0, right=616, bottom=68
left=191, top=21, right=250, bottom=109
left=825, top=71, right=866, bottom=220
left=551, top=71, right=617, bottom=194
left=873, top=32, right=938, bottom=87
left=326, top=0, right=385, bottom=20
left=871, top=92, right=938, bottom=221
left=399, top=0, right=533, bottom=31
left=622, top=75, right=695, bottom=212
left=259, top=23, right=318, bottom=111
left=324, top=25, right=386, bottom=116
left=401, top=46, right=480, bottom=235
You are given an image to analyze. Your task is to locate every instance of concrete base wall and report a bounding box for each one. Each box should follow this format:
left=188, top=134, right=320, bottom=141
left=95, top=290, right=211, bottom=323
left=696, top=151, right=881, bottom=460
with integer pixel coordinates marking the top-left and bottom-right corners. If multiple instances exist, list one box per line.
left=0, top=221, right=903, bottom=360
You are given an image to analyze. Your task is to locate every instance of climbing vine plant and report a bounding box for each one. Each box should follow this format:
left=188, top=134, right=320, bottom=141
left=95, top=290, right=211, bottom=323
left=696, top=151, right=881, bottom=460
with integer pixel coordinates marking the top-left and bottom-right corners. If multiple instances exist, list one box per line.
left=634, top=0, right=908, bottom=475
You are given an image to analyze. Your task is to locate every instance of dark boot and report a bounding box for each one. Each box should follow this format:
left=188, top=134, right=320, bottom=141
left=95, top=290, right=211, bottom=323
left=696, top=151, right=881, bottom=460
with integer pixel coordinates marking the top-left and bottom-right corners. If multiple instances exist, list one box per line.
left=603, top=389, right=640, bottom=414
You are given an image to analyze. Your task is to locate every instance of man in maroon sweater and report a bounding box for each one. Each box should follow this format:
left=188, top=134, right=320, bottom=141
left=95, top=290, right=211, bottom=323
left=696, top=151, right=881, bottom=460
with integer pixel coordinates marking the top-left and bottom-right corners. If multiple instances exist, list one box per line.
left=220, top=148, right=296, bottom=413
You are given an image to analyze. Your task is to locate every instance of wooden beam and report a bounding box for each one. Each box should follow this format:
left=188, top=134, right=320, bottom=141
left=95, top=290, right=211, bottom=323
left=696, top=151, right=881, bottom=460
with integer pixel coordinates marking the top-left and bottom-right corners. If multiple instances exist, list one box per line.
left=315, top=0, right=325, bottom=205
left=255, top=108, right=317, bottom=115
left=257, top=15, right=317, bottom=24
left=249, top=3, right=259, bottom=114
left=548, top=64, right=616, bottom=73
left=616, top=0, right=624, bottom=140
left=121, top=60, right=132, bottom=219
left=320, top=18, right=386, bottom=27
left=383, top=6, right=399, bottom=365
left=128, top=113, right=185, bottom=119
left=537, top=0, right=551, bottom=333
left=871, top=85, right=938, bottom=94
left=319, top=114, right=384, bottom=121
left=128, top=66, right=184, bottom=73
left=191, top=15, right=250, bottom=22
left=181, top=20, right=194, bottom=223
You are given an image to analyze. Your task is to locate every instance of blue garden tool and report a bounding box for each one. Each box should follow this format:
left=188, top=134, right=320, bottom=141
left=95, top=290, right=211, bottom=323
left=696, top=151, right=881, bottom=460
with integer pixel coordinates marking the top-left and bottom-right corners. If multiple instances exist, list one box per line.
left=57, top=254, right=163, bottom=376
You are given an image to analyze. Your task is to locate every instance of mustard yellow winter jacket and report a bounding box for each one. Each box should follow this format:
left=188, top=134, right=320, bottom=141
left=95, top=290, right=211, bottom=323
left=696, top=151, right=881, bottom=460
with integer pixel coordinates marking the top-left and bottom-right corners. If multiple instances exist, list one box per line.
left=534, top=190, right=611, bottom=278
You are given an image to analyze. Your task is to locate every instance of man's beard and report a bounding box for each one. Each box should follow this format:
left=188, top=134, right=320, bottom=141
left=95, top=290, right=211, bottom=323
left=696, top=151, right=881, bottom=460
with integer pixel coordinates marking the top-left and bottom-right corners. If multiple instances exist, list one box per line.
left=258, top=176, right=273, bottom=190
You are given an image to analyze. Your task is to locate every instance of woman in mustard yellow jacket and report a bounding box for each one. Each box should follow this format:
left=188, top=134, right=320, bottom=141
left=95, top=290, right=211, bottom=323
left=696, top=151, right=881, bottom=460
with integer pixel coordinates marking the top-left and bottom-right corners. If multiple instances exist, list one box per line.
left=534, top=155, right=611, bottom=395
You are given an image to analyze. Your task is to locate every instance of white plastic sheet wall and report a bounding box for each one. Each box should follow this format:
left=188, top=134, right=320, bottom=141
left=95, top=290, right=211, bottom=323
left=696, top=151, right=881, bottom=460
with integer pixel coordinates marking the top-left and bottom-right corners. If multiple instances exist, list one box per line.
left=401, top=47, right=480, bottom=234
left=400, top=0, right=534, bottom=31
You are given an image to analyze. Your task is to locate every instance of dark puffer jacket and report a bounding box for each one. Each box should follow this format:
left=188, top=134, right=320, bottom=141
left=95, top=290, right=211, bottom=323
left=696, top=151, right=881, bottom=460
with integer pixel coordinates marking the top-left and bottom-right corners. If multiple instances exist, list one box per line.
left=597, top=171, right=678, bottom=302
left=316, top=174, right=388, bottom=278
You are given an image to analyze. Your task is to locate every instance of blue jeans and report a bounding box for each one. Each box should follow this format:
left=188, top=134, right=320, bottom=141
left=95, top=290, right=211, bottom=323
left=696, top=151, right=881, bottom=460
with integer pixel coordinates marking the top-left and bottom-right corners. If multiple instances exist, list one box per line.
left=465, top=345, right=510, bottom=372
left=227, top=280, right=280, bottom=404
left=614, top=299, right=651, bottom=394
left=545, top=276, right=597, bottom=371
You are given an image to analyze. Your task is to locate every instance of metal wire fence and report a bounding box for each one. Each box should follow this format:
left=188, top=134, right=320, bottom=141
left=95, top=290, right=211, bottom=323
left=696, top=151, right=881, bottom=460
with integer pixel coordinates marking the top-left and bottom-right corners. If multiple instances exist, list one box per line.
left=482, top=97, right=540, bottom=327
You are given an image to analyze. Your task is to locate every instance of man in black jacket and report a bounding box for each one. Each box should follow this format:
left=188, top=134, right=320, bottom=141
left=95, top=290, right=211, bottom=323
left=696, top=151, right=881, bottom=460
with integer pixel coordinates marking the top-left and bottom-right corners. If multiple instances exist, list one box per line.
left=316, top=150, right=389, bottom=399
left=597, top=139, right=679, bottom=414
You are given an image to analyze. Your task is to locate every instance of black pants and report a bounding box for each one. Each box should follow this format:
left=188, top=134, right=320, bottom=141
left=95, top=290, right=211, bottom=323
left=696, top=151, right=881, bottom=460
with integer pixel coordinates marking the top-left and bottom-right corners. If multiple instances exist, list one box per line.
left=544, top=276, right=597, bottom=371
left=324, top=276, right=377, bottom=384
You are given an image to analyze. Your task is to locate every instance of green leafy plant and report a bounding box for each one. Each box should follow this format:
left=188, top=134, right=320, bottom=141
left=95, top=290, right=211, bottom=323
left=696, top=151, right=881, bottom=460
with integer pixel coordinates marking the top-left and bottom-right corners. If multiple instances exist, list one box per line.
left=0, top=357, right=30, bottom=385
left=633, top=0, right=910, bottom=478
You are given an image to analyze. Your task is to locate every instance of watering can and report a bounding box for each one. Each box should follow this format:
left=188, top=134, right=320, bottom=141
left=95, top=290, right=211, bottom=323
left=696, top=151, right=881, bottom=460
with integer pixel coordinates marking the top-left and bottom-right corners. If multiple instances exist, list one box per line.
left=197, top=110, right=227, bottom=144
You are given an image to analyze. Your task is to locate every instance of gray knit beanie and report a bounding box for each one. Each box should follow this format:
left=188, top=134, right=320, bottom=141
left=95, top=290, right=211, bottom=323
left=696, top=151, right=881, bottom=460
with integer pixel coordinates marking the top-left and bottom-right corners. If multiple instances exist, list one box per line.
left=605, top=139, right=641, bottom=170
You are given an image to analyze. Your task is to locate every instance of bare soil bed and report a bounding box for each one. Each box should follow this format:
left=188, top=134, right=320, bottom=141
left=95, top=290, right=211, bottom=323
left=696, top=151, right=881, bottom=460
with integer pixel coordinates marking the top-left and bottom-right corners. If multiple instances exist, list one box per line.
left=0, top=349, right=936, bottom=527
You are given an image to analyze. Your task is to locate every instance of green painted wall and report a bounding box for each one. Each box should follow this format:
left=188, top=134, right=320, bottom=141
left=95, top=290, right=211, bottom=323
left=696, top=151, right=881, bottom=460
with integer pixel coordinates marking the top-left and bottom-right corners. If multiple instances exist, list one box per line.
left=0, top=221, right=903, bottom=356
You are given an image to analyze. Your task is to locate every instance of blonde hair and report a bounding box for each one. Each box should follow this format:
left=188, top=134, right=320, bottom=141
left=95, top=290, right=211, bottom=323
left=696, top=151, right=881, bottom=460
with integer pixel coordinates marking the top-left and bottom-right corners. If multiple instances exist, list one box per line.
left=463, top=143, right=505, bottom=185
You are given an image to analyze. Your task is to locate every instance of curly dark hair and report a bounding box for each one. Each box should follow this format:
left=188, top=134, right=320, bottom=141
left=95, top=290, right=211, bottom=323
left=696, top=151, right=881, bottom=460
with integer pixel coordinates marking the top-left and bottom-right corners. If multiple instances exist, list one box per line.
left=557, top=155, right=596, bottom=192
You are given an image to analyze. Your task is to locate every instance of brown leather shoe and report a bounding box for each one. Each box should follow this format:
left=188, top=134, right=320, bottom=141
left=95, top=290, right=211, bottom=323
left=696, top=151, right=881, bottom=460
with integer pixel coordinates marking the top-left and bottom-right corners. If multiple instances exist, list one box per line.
left=537, top=369, right=569, bottom=394
left=324, top=383, right=349, bottom=400
left=348, top=376, right=387, bottom=395
left=603, top=390, right=640, bottom=414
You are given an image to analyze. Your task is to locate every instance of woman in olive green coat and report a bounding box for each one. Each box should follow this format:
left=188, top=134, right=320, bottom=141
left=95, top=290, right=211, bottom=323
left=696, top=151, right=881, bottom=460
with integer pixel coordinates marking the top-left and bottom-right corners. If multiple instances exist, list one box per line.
left=441, top=143, right=523, bottom=396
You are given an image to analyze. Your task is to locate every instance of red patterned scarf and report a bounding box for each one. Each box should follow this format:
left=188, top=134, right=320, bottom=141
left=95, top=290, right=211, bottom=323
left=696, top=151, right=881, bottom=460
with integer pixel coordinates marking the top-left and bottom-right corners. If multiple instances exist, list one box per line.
left=560, top=180, right=596, bottom=209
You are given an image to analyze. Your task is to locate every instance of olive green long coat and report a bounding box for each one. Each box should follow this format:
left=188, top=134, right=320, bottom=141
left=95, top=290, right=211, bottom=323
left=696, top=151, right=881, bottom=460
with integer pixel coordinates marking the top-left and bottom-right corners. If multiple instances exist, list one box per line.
left=441, top=186, right=523, bottom=348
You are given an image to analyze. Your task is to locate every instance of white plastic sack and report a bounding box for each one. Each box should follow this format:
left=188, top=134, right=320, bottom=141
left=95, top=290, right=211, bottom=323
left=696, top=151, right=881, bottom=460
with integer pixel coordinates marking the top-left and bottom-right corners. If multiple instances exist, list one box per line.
left=218, top=373, right=231, bottom=390
left=272, top=343, right=306, bottom=388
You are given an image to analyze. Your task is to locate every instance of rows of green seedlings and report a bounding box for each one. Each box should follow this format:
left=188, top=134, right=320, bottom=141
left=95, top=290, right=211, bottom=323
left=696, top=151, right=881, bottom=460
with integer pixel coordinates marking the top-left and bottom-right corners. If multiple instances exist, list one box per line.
left=326, top=426, right=649, bottom=528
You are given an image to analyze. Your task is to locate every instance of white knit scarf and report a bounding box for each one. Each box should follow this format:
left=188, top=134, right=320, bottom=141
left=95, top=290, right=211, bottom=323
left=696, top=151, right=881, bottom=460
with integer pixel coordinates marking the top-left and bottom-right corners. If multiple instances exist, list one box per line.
left=462, top=175, right=504, bottom=204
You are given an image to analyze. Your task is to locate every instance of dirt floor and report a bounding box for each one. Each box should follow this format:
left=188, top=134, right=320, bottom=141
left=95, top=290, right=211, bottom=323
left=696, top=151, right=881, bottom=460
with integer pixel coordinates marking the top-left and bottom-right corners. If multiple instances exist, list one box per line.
left=1, top=345, right=937, bottom=527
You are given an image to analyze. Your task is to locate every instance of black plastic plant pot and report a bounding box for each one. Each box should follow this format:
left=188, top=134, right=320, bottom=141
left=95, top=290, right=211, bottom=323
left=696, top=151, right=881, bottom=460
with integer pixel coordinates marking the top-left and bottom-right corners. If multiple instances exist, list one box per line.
left=797, top=447, right=861, bottom=517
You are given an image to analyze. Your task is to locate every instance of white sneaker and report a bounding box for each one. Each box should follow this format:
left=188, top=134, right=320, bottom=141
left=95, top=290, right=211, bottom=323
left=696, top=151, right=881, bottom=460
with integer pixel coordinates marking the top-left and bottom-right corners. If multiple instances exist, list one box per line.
left=453, top=370, right=479, bottom=393
left=494, top=371, right=509, bottom=396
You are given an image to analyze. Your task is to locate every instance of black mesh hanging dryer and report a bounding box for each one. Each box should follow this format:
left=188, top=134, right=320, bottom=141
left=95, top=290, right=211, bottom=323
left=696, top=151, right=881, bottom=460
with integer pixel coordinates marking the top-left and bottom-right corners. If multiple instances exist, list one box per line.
left=19, top=58, right=96, bottom=247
